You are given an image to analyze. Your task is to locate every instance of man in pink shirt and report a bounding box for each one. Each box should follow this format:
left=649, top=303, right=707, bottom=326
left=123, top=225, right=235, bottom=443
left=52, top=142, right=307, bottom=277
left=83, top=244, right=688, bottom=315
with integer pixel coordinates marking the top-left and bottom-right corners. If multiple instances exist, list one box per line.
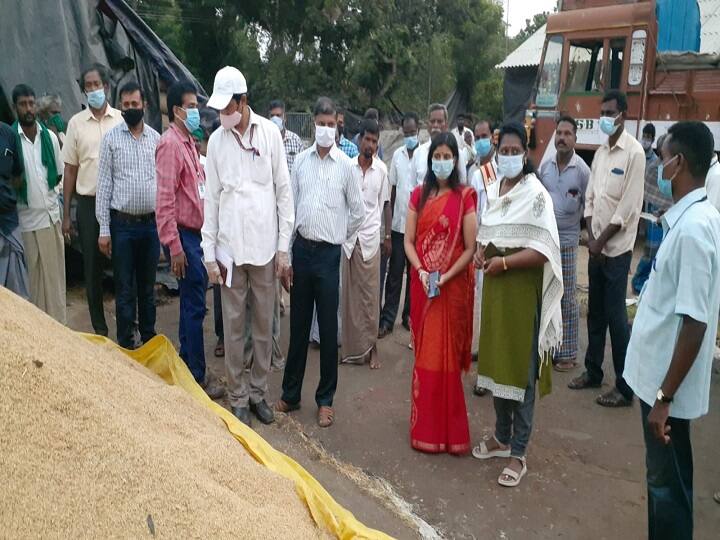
left=155, top=80, right=223, bottom=399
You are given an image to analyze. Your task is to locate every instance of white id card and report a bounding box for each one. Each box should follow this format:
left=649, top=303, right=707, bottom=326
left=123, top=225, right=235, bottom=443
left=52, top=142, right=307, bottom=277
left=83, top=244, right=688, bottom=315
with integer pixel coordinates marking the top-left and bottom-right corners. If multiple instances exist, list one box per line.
left=198, top=183, right=206, bottom=199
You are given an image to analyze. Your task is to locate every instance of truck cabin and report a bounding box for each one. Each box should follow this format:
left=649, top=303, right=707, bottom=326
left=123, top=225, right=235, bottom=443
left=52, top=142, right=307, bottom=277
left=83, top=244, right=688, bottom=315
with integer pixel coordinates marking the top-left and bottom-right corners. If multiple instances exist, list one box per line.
left=527, top=0, right=719, bottom=165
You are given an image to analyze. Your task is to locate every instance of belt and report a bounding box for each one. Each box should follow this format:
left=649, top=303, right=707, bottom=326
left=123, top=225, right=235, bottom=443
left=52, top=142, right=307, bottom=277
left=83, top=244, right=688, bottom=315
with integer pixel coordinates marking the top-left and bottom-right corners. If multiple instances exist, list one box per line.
left=296, top=232, right=336, bottom=249
left=110, top=209, right=155, bottom=224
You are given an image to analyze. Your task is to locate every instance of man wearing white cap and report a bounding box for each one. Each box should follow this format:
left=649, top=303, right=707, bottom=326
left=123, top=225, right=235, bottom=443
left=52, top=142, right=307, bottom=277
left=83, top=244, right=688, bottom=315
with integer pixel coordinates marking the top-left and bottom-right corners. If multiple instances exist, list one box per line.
left=201, top=66, right=294, bottom=427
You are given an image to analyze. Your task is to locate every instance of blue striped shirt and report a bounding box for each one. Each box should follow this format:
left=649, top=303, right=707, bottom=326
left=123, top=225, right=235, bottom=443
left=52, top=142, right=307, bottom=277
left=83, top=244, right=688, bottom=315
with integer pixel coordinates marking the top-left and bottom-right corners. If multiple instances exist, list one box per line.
left=291, top=143, right=364, bottom=245
left=96, top=122, right=161, bottom=236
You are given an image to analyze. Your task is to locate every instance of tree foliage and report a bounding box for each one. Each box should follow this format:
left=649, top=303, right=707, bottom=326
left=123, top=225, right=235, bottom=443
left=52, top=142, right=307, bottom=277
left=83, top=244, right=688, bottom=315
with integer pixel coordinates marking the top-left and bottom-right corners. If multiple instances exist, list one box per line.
left=133, top=0, right=511, bottom=122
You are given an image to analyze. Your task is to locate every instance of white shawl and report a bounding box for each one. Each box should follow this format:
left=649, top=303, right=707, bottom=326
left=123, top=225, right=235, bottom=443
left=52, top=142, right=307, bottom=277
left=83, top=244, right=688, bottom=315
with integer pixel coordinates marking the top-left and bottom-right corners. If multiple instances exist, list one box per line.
left=477, top=173, right=563, bottom=369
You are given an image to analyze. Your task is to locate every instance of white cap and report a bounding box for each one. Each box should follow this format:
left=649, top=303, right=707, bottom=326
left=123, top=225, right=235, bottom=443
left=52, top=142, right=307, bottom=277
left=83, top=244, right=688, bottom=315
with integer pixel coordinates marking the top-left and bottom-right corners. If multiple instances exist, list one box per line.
left=207, top=66, right=247, bottom=110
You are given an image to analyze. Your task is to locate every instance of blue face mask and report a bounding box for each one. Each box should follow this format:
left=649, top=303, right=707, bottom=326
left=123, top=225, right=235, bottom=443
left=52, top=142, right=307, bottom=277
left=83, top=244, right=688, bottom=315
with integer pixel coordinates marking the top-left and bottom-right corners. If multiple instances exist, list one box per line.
left=86, top=89, right=106, bottom=109
left=404, top=135, right=419, bottom=150
left=182, top=108, right=200, bottom=133
left=431, top=159, right=455, bottom=180
left=475, top=137, right=492, bottom=158
left=656, top=155, right=678, bottom=198
left=599, top=115, right=619, bottom=136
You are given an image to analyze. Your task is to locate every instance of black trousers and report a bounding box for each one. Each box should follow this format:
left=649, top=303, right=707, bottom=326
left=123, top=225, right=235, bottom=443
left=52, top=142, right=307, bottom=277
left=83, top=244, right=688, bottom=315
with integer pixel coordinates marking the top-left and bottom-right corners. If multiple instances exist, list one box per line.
left=379, top=230, right=410, bottom=328
left=76, top=194, right=107, bottom=336
left=584, top=251, right=633, bottom=399
left=281, top=236, right=340, bottom=407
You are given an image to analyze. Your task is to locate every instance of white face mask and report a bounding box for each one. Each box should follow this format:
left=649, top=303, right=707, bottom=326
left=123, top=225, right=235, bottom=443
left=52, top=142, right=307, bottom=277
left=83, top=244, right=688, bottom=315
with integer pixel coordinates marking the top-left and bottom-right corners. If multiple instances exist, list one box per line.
left=497, top=154, right=525, bottom=179
left=315, top=125, right=336, bottom=148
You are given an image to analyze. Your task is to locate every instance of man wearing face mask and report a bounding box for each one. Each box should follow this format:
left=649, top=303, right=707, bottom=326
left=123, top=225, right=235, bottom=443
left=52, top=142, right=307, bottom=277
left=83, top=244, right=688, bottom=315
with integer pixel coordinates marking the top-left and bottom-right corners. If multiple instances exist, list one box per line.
left=95, top=82, right=161, bottom=349
left=36, top=94, right=66, bottom=148
left=156, top=80, right=223, bottom=400
left=631, top=124, right=672, bottom=295
left=379, top=112, right=419, bottom=337
left=12, top=84, right=65, bottom=323
left=61, top=63, right=123, bottom=336
left=451, top=113, right=476, bottom=167
left=277, top=96, right=364, bottom=428
left=269, top=99, right=305, bottom=174
left=623, top=121, right=720, bottom=540
left=412, top=103, right=467, bottom=187
left=201, top=66, right=294, bottom=426
left=569, top=90, right=645, bottom=408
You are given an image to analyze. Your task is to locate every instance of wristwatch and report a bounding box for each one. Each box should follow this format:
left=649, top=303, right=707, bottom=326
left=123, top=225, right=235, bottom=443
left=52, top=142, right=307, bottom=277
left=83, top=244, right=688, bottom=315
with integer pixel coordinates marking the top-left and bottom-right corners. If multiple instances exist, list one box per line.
left=656, top=389, right=673, bottom=404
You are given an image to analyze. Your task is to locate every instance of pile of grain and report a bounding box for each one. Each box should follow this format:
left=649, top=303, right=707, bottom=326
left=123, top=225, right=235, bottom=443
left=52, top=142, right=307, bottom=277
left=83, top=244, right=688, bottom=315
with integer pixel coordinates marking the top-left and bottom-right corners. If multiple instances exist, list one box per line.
left=0, top=288, right=323, bottom=539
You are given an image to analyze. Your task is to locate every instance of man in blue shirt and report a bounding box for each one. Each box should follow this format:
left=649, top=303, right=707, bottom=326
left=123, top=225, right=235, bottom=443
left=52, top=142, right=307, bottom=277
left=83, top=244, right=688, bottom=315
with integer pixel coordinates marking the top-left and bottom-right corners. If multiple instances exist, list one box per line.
left=624, top=121, right=720, bottom=540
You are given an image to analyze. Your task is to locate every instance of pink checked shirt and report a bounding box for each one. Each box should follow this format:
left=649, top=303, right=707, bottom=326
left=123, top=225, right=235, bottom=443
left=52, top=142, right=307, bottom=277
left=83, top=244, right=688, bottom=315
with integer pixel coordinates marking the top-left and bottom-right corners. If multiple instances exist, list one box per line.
left=155, top=123, right=205, bottom=256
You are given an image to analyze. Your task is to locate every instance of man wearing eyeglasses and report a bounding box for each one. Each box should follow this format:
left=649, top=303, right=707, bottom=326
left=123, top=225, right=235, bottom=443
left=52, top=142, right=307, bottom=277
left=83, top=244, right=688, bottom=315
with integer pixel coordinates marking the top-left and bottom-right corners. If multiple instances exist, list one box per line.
left=201, top=66, right=294, bottom=427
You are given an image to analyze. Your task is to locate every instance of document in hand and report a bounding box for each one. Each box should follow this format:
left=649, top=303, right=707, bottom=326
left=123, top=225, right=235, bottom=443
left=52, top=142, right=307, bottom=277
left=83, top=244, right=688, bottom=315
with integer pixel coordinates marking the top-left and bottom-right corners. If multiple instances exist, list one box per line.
left=215, top=246, right=233, bottom=287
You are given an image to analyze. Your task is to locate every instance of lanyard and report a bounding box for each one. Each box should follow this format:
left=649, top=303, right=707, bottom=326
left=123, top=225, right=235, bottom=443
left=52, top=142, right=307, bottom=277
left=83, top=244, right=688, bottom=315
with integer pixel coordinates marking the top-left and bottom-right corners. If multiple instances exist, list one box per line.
left=230, top=124, right=260, bottom=158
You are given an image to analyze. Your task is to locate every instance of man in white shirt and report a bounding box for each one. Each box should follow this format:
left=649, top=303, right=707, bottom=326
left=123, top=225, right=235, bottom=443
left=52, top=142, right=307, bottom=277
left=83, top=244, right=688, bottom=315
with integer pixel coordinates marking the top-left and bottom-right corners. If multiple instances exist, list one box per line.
left=12, top=84, right=65, bottom=323
left=277, top=96, right=364, bottom=429
left=623, top=121, right=720, bottom=540
left=340, top=120, right=391, bottom=369
left=412, top=103, right=467, bottom=187
left=201, top=67, right=294, bottom=427
left=379, top=112, right=419, bottom=336
left=451, top=112, right=476, bottom=168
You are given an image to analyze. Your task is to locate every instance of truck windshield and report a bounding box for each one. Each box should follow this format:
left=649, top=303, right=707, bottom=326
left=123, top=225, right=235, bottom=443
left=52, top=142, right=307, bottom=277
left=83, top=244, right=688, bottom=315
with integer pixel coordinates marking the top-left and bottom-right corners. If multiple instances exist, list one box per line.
left=567, top=41, right=604, bottom=93
left=536, top=35, right=563, bottom=108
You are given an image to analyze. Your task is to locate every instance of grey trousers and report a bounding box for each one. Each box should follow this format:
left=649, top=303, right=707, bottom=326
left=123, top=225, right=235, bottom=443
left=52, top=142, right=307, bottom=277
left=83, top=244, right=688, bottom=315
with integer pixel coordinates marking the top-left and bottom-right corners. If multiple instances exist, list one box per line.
left=22, top=222, right=67, bottom=324
left=0, top=225, right=29, bottom=299
left=221, top=259, right=275, bottom=408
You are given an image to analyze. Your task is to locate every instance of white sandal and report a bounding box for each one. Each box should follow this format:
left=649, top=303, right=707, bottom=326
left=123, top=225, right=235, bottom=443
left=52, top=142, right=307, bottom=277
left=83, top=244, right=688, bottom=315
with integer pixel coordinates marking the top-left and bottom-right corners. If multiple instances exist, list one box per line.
left=498, top=457, right=527, bottom=487
left=471, top=437, right=511, bottom=460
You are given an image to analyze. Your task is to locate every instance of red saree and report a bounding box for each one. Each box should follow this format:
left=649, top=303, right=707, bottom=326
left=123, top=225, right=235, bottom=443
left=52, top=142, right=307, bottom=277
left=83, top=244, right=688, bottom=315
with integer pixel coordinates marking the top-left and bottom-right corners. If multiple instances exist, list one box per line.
left=409, top=185, right=476, bottom=455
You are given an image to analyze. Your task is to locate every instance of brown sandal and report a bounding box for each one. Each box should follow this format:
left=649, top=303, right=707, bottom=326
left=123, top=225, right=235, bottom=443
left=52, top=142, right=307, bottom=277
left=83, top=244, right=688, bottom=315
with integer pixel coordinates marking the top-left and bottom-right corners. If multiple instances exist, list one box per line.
left=318, top=406, right=334, bottom=428
left=274, top=399, right=300, bottom=413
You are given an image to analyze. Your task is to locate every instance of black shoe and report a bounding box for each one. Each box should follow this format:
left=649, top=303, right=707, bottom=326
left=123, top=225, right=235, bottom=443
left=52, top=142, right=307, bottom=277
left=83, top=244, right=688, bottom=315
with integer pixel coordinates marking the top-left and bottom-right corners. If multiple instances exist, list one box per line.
left=473, top=384, right=488, bottom=397
left=401, top=319, right=410, bottom=331
left=378, top=325, right=392, bottom=339
left=231, top=406, right=252, bottom=426
left=471, top=352, right=478, bottom=363
left=250, top=400, right=275, bottom=425
left=568, top=371, right=602, bottom=390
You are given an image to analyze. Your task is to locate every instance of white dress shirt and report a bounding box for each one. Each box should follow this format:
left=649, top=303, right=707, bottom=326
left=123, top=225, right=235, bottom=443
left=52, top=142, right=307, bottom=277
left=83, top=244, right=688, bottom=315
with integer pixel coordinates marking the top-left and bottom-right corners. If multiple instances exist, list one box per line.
left=16, top=123, right=63, bottom=233
left=291, top=142, right=365, bottom=245
left=389, top=145, right=415, bottom=234
left=624, top=188, right=720, bottom=419
left=411, top=140, right=467, bottom=187
left=705, top=155, right=720, bottom=211
left=202, top=108, right=294, bottom=266
left=343, top=156, right=390, bottom=261
left=451, top=126, right=476, bottom=163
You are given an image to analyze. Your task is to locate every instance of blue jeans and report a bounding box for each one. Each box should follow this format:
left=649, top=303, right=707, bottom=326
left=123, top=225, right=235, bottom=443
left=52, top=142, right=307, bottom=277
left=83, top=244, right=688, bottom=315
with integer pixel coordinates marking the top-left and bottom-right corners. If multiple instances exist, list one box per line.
left=641, top=401, right=693, bottom=540
left=110, top=214, right=159, bottom=349
left=281, top=236, right=340, bottom=407
left=177, top=229, right=207, bottom=382
left=493, top=324, right=539, bottom=458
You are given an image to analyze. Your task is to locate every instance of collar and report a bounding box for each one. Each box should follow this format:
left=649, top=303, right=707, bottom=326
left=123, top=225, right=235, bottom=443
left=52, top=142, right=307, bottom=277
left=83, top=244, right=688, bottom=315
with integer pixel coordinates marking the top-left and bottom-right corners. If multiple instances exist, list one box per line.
left=120, top=121, right=147, bottom=137
left=353, top=154, right=377, bottom=170
left=311, top=141, right=340, bottom=161
left=16, top=121, right=40, bottom=143
left=711, top=155, right=719, bottom=167
left=169, top=122, right=193, bottom=144
left=551, top=150, right=577, bottom=169
left=662, top=187, right=707, bottom=230
left=83, top=105, right=119, bottom=122
left=604, top=128, right=629, bottom=151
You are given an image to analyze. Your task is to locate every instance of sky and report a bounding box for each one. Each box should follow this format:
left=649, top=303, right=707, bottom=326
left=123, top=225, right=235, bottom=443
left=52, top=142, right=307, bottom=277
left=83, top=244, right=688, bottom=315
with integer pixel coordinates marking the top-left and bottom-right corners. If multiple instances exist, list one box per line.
left=503, top=0, right=559, bottom=36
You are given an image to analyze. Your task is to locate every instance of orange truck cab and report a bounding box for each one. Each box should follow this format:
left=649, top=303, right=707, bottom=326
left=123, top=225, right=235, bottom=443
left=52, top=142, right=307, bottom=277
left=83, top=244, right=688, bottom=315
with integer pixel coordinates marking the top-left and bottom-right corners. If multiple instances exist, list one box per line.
left=526, top=0, right=720, bottom=165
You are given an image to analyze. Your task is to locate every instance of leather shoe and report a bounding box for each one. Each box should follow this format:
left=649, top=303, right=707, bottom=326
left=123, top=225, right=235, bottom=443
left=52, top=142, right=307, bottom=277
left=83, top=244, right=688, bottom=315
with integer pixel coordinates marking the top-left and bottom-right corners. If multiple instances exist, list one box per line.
left=231, top=406, right=252, bottom=426
left=568, top=371, right=602, bottom=390
left=378, top=325, right=392, bottom=339
left=200, top=377, right=225, bottom=400
left=250, top=400, right=275, bottom=424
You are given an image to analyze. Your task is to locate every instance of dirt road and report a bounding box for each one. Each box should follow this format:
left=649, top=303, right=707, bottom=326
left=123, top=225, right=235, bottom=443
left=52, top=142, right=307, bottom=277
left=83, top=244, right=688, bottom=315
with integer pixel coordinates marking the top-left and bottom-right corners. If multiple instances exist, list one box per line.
left=65, top=248, right=720, bottom=539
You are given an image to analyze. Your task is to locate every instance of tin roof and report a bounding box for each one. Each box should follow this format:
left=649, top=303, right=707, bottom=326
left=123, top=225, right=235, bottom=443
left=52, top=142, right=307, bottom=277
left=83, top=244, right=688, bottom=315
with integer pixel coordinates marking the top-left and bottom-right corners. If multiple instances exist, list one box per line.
left=497, top=0, right=720, bottom=69
left=496, top=23, right=547, bottom=69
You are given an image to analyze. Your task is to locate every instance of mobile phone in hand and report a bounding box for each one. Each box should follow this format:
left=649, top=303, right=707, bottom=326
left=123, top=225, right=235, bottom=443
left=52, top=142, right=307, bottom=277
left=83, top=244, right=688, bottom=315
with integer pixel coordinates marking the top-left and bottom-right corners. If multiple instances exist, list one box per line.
left=428, top=271, right=440, bottom=298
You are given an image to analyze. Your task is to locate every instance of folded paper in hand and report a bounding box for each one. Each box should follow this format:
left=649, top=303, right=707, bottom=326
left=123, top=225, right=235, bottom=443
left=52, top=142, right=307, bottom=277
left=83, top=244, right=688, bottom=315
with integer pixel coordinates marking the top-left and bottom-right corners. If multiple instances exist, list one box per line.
left=215, top=247, right=233, bottom=287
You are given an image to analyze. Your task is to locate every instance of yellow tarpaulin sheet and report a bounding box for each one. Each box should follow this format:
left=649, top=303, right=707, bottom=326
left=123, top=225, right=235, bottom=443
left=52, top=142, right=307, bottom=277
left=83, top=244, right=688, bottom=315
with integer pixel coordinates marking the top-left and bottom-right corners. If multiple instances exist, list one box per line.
left=82, top=333, right=393, bottom=540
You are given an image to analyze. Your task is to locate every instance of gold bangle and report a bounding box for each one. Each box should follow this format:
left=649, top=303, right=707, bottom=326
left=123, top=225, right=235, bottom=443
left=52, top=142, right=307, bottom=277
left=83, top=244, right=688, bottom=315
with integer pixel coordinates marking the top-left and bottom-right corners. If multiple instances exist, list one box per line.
left=502, top=256, right=508, bottom=271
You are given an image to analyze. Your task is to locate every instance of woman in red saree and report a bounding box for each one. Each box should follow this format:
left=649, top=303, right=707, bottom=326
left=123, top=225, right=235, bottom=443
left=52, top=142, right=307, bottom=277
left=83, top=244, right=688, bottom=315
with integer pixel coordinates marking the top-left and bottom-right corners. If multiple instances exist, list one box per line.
left=404, top=132, right=477, bottom=455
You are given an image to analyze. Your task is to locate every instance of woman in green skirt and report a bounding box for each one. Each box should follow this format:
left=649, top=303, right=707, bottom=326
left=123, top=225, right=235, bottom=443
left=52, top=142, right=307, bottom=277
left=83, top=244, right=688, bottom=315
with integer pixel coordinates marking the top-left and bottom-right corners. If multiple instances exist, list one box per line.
left=471, top=123, right=563, bottom=487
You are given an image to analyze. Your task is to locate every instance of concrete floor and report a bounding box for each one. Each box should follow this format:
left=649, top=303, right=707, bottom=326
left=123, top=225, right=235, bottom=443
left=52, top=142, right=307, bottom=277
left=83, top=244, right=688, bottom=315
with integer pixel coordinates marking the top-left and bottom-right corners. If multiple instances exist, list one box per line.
left=66, top=247, right=720, bottom=539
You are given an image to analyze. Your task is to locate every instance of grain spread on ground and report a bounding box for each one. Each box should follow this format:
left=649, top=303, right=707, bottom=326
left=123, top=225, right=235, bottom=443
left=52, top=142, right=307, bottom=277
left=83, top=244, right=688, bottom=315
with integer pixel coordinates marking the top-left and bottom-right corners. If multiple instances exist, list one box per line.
left=0, top=287, right=324, bottom=539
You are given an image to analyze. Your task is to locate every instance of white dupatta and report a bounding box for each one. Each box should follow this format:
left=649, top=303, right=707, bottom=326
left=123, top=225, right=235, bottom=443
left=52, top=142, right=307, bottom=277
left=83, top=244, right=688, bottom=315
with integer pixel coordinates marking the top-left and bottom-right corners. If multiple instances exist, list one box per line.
left=477, top=173, right=563, bottom=370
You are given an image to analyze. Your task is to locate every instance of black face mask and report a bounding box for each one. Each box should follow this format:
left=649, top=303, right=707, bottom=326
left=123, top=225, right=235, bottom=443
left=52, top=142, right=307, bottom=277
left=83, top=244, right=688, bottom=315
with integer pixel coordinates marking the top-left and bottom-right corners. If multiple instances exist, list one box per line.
left=122, top=108, right=144, bottom=127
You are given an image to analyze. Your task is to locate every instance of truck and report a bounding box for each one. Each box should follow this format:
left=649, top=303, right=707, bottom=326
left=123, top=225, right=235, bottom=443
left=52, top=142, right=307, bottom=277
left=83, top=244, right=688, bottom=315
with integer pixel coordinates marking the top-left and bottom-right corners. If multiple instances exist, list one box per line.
left=525, top=0, right=720, bottom=165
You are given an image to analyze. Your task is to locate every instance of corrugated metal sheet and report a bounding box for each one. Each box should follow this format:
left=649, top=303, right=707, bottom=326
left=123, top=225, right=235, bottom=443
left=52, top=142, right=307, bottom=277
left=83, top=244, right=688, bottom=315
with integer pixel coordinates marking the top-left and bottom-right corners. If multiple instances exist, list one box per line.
left=496, top=24, right=547, bottom=69
left=700, top=0, right=720, bottom=54
left=497, top=1, right=720, bottom=68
